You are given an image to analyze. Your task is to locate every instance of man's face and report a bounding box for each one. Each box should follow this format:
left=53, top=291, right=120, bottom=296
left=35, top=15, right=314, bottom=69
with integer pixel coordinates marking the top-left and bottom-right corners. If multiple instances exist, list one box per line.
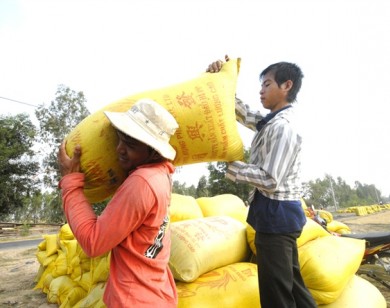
left=116, top=131, right=152, bottom=173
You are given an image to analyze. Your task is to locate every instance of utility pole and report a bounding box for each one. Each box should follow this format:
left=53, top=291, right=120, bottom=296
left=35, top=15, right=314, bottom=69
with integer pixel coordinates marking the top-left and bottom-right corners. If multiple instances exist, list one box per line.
left=329, top=177, right=338, bottom=211
left=373, top=186, right=380, bottom=204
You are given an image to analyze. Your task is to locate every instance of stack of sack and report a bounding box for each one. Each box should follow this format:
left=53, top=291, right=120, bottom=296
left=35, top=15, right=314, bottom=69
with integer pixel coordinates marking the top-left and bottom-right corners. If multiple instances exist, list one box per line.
left=34, top=223, right=108, bottom=307
left=34, top=193, right=386, bottom=307
left=337, top=204, right=390, bottom=216
left=301, top=199, right=351, bottom=235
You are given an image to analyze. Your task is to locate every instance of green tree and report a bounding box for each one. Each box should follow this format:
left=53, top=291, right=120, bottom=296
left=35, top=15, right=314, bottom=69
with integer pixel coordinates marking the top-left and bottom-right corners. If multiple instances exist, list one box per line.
left=35, top=85, right=90, bottom=220
left=172, top=180, right=196, bottom=196
left=196, top=175, right=209, bottom=198
left=303, top=175, right=384, bottom=209
left=0, top=114, right=39, bottom=219
left=206, top=148, right=252, bottom=202
left=354, top=181, right=380, bottom=205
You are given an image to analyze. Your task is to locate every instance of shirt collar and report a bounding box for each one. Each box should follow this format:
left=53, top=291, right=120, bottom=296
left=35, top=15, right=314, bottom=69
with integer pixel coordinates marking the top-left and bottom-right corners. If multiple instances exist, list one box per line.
left=256, top=104, right=292, bottom=131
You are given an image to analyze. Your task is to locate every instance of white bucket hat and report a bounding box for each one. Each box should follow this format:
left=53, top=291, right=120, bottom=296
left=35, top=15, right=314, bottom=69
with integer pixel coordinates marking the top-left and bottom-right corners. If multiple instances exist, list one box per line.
left=104, top=99, right=179, bottom=160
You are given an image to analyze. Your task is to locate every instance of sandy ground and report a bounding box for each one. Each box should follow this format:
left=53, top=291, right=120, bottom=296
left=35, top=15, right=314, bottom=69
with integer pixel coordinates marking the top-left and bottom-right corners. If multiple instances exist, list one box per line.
left=0, top=212, right=389, bottom=307
left=0, top=225, right=60, bottom=307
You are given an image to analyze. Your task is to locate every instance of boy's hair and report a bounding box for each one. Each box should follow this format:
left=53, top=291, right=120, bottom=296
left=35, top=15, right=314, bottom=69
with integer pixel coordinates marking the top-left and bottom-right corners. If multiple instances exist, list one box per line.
left=260, top=62, right=304, bottom=103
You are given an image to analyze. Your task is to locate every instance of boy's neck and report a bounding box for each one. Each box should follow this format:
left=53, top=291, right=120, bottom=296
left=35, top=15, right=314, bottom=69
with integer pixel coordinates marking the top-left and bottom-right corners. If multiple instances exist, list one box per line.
left=270, top=102, right=290, bottom=113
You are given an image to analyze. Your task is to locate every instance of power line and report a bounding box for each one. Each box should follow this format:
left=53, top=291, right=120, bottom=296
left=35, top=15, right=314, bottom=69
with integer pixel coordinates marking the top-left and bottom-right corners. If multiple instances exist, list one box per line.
left=0, top=96, right=39, bottom=108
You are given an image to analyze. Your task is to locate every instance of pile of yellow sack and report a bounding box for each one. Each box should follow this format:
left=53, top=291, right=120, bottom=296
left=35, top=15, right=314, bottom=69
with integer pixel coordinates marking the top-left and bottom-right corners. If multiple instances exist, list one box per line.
left=337, top=204, right=390, bottom=216
left=35, top=223, right=108, bottom=307
left=34, top=194, right=386, bottom=307
left=301, top=200, right=351, bottom=235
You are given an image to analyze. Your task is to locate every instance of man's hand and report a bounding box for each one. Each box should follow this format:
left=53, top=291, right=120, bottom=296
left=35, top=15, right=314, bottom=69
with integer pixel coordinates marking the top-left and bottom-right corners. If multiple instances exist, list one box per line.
left=206, top=54, right=230, bottom=73
left=58, top=141, right=82, bottom=176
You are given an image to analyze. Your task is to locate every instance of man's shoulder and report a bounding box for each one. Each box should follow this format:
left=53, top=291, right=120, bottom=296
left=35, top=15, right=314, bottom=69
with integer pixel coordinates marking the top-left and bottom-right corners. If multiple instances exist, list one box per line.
left=131, top=162, right=173, bottom=182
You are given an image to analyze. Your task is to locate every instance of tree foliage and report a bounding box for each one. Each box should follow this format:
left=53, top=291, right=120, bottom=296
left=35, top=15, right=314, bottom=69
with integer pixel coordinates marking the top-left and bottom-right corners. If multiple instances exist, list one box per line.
left=175, top=148, right=251, bottom=201
left=302, top=174, right=385, bottom=209
left=34, top=85, right=90, bottom=221
left=0, top=113, right=39, bottom=218
left=172, top=180, right=196, bottom=196
left=206, top=159, right=252, bottom=203
left=35, top=84, right=90, bottom=190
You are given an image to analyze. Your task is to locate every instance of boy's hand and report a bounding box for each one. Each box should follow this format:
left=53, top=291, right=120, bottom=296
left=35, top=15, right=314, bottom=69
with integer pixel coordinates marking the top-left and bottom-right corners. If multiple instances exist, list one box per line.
left=206, top=54, right=230, bottom=73
left=58, top=141, right=82, bottom=176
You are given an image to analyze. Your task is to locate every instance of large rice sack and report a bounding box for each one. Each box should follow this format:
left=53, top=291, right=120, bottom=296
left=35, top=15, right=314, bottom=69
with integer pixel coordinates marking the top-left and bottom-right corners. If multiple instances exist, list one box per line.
left=65, top=59, right=243, bottom=203
left=196, top=194, right=248, bottom=225
left=36, top=250, right=58, bottom=267
left=299, top=236, right=365, bottom=305
left=246, top=218, right=330, bottom=255
left=297, top=218, right=331, bottom=248
left=170, top=193, right=203, bottom=222
left=59, top=223, right=74, bottom=240
left=176, top=262, right=260, bottom=308
left=34, top=262, right=56, bottom=291
left=326, top=220, right=351, bottom=234
left=52, top=250, right=68, bottom=278
left=317, top=209, right=333, bottom=223
left=73, top=282, right=106, bottom=308
left=90, top=252, right=111, bottom=285
left=318, top=275, right=386, bottom=308
left=44, top=234, right=59, bottom=257
left=169, top=216, right=249, bottom=282
left=47, top=275, right=77, bottom=304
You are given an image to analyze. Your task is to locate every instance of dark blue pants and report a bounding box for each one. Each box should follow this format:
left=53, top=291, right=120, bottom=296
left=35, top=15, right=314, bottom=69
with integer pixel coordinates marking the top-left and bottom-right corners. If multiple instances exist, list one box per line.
left=255, top=232, right=317, bottom=308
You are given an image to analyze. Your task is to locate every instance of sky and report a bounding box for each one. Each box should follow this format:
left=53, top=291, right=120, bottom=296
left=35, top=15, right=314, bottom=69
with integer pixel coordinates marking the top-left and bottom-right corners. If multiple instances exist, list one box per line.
left=1, top=0, right=390, bottom=197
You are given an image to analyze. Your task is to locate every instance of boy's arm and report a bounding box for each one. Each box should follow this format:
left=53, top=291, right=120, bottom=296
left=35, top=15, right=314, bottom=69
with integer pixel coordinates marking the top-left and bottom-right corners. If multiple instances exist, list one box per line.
left=235, top=97, right=263, bottom=131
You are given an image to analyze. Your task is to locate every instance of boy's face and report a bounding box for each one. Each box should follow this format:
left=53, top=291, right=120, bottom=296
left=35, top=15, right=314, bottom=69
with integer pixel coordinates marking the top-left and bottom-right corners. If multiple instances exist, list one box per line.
left=116, top=131, right=154, bottom=173
left=259, top=72, right=291, bottom=112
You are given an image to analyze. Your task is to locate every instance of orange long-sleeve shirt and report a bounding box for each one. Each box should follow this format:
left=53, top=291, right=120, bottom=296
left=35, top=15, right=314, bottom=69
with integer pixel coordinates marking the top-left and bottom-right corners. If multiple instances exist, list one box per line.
left=59, top=161, right=177, bottom=307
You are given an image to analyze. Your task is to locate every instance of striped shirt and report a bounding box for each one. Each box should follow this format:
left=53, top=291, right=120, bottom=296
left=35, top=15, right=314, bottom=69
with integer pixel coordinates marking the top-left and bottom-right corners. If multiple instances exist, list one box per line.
left=226, top=97, right=303, bottom=202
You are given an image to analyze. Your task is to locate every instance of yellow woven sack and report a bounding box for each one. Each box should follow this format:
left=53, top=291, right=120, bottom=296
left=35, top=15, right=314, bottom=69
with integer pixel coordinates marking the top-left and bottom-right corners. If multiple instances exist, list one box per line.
left=318, top=210, right=333, bottom=223
left=42, top=272, right=54, bottom=294
left=78, top=271, right=93, bottom=292
left=34, top=262, right=55, bottom=291
left=326, top=220, right=351, bottom=234
left=52, top=250, right=68, bottom=278
left=44, top=234, right=59, bottom=257
left=36, top=250, right=58, bottom=267
left=73, top=282, right=106, bottom=308
left=318, top=275, right=386, bottom=308
left=299, top=236, right=365, bottom=305
left=246, top=224, right=256, bottom=255
left=90, top=252, right=111, bottom=285
left=169, top=216, right=249, bottom=282
left=34, top=264, right=45, bottom=285
left=176, top=262, right=260, bottom=308
left=59, top=223, right=74, bottom=240
left=297, top=218, right=331, bottom=248
left=58, top=239, right=84, bottom=280
left=47, top=275, right=77, bottom=304
left=65, top=59, right=243, bottom=203
left=37, top=239, right=46, bottom=251
left=170, top=193, right=203, bottom=223
left=59, top=286, right=87, bottom=308
left=246, top=218, right=331, bottom=255
left=196, top=194, right=248, bottom=225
